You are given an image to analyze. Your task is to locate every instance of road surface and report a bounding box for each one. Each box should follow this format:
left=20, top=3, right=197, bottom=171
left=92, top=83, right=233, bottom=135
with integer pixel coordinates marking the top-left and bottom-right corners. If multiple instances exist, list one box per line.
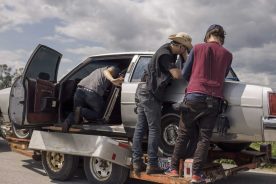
left=1, top=138, right=276, bottom=184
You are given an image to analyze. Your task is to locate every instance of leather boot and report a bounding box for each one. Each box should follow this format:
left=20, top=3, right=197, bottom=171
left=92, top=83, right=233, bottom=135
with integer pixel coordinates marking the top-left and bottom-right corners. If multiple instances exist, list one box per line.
left=133, top=162, right=147, bottom=173
left=61, top=120, right=71, bottom=133
left=146, top=165, right=164, bottom=174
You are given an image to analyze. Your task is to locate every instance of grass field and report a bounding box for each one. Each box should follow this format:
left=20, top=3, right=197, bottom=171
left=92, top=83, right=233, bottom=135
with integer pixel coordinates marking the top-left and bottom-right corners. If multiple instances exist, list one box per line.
left=216, top=142, right=276, bottom=168
left=250, top=142, right=276, bottom=157
left=250, top=142, right=276, bottom=170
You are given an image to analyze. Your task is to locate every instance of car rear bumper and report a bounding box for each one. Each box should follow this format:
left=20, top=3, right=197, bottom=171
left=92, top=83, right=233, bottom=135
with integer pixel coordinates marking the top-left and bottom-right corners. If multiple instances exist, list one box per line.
left=263, top=117, right=276, bottom=141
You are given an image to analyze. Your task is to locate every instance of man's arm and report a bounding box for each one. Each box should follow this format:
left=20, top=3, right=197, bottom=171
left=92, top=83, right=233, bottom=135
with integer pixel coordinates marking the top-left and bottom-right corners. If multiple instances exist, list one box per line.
left=182, top=48, right=194, bottom=81
left=169, top=68, right=182, bottom=79
left=103, top=67, right=124, bottom=87
left=159, top=54, right=182, bottom=79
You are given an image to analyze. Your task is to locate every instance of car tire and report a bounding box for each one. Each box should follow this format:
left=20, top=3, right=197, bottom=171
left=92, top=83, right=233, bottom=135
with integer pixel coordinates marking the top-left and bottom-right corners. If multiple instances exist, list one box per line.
left=12, top=123, right=32, bottom=139
left=41, top=151, right=79, bottom=181
left=0, top=127, right=8, bottom=139
left=159, top=112, right=180, bottom=156
left=216, top=142, right=251, bottom=152
left=0, top=116, right=8, bottom=139
left=83, top=157, right=129, bottom=184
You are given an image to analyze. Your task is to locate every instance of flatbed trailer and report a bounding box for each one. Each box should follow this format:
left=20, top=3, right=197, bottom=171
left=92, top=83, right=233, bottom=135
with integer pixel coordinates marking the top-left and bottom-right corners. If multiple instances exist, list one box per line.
left=6, top=136, right=34, bottom=158
left=129, top=148, right=270, bottom=183
left=7, top=126, right=274, bottom=184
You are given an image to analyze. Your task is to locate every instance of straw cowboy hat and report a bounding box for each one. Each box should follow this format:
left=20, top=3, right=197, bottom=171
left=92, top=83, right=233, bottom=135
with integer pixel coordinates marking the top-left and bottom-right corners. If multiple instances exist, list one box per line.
left=168, top=32, right=193, bottom=51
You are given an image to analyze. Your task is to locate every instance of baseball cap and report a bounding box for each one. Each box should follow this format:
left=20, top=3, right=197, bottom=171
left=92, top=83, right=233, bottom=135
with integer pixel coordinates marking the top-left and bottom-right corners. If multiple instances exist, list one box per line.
left=206, top=24, right=224, bottom=33
left=204, top=24, right=226, bottom=43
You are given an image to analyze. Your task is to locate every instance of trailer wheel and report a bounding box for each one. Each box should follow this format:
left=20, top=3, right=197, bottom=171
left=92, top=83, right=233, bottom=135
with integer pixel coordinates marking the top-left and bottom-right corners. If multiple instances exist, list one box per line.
left=159, top=113, right=180, bottom=156
left=84, top=157, right=129, bottom=184
left=42, top=151, right=79, bottom=181
left=216, top=142, right=251, bottom=152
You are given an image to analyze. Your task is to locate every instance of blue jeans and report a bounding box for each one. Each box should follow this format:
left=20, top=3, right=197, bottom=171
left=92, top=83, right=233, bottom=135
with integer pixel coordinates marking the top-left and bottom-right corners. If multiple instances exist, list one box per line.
left=66, top=88, right=104, bottom=123
left=132, top=84, right=161, bottom=166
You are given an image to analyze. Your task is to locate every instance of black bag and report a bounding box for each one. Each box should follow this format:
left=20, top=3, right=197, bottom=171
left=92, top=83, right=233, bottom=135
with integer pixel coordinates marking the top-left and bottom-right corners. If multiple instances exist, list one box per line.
left=216, top=99, right=230, bottom=136
left=216, top=114, right=230, bottom=136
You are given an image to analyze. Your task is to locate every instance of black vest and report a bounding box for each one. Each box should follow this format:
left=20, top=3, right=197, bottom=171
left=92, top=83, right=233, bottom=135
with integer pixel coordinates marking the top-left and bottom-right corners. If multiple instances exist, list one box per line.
left=144, top=43, right=176, bottom=102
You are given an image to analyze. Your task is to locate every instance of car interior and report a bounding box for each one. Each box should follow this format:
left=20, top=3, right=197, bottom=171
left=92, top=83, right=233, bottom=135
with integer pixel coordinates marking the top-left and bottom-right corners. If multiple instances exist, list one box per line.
left=26, top=57, right=132, bottom=131
left=26, top=76, right=58, bottom=124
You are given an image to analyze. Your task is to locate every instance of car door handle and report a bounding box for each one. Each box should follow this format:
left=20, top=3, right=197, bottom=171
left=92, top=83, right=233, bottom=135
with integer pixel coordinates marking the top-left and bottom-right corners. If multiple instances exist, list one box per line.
left=19, top=101, right=24, bottom=104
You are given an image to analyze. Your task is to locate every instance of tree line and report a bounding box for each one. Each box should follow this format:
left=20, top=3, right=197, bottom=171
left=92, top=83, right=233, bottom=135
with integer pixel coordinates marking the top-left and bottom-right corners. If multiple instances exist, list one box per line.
left=0, top=64, right=24, bottom=90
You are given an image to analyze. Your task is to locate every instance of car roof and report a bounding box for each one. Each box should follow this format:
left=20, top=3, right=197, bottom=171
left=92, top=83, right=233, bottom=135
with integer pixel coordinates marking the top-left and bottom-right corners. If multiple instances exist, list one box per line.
left=88, top=51, right=155, bottom=58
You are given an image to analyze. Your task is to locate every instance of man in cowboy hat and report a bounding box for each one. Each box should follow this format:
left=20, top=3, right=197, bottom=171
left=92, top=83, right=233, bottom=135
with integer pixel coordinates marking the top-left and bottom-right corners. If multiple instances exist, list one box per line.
left=132, top=32, right=193, bottom=174
left=167, top=24, right=232, bottom=183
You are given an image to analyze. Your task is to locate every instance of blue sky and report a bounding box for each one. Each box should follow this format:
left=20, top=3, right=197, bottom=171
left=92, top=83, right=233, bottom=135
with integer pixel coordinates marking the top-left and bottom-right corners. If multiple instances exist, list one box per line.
left=1, top=0, right=276, bottom=86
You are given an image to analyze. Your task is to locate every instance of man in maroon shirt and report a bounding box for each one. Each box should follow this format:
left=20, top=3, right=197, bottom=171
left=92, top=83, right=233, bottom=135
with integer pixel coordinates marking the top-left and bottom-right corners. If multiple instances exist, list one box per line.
left=167, top=24, right=232, bottom=183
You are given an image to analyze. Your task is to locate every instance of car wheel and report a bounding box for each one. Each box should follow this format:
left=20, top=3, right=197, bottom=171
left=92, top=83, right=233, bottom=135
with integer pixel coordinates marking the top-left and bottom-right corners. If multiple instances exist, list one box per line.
left=12, top=123, right=32, bottom=139
left=159, top=112, right=180, bottom=156
left=42, top=151, right=79, bottom=181
left=83, top=157, right=129, bottom=184
left=0, top=117, right=8, bottom=139
left=0, top=126, right=8, bottom=139
left=216, top=142, right=251, bottom=152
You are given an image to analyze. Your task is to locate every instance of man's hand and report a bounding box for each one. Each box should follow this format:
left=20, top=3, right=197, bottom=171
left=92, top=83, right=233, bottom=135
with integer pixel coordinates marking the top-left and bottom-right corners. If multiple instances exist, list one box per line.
left=181, top=49, right=188, bottom=61
left=111, top=77, right=124, bottom=86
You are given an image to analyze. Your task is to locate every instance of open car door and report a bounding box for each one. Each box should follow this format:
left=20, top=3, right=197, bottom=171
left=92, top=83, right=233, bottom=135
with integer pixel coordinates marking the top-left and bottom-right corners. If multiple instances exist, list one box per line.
left=9, top=44, right=62, bottom=128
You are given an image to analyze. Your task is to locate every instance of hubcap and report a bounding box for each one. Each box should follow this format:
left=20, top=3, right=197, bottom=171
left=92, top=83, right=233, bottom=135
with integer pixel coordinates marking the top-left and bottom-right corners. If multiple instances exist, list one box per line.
left=46, top=152, right=64, bottom=172
left=163, top=123, right=178, bottom=146
left=15, top=129, right=29, bottom=137
left=12, top=124, right=30, bottom=139
left=90, top=157, right=112, bottom=181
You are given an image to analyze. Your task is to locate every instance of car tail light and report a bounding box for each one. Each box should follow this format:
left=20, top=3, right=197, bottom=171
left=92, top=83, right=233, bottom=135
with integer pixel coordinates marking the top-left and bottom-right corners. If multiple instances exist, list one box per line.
left=268, top=92, right=276, bottom=116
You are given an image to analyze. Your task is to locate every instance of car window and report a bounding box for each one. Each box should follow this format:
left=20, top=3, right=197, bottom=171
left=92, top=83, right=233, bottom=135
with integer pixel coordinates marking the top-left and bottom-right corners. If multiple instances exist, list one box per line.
left=68, top=61, right=114, bottom=81
left=131, top=56, right=151, bottom=82
left=62, top=56, right=133, bottom=83
left=25, top=47, right=60, bottom=81
left=131, top=56, right=239, bottom=82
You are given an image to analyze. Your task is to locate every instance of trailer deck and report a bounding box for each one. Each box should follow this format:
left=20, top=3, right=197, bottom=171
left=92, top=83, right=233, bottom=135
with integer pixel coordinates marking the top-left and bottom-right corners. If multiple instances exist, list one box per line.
left=5, top=130, right=275, bottom=184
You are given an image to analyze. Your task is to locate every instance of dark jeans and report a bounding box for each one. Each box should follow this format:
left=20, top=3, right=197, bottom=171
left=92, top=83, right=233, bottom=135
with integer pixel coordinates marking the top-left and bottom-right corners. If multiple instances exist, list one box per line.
left=170, top=98, right=220, bottom=175
left=66, top=88, right=104, bottom=123
left=132, top=84, right=161, bottom=166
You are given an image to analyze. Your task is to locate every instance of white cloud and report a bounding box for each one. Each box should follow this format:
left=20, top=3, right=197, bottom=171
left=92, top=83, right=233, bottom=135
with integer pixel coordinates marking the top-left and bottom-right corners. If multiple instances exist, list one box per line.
left=53, top=0, right=170, bottom=51
left=1, top=0, right=276, bottom=86
left=61, top=57, right=73, bottom=64
left=0, top=0, right=60, bottom=32
left=231, top=42, right=276, bottom=85
left=66, top=46, right=109, bottom=56
left=42, top=34, right=75, bottom=43
left=0, top=49, right=29, bottom=69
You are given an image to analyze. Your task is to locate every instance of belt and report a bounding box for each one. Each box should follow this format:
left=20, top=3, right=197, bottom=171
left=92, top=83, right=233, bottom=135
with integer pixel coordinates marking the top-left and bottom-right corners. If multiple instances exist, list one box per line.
left=185, top=93, right=222, bottom=103
left=78, top=86, right=95, bottom=93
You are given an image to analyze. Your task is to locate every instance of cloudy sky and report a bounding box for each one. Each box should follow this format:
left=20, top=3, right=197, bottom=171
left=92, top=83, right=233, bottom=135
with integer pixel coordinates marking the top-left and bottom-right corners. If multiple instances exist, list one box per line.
left=0, top=0, right=276, bottom=86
